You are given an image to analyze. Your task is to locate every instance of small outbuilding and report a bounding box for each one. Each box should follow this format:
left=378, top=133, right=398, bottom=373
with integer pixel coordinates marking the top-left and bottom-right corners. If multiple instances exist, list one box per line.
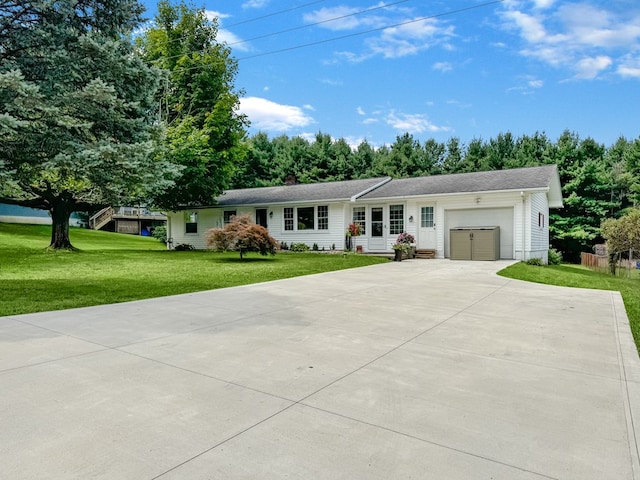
left=166, top=165, right=563, bottom=263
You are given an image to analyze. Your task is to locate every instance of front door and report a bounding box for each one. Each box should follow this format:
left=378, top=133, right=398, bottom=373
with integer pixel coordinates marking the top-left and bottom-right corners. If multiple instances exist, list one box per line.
left=255, top=208, right=268, bottom=228
left=368, top=206, right=386, bottom=251
left=418, top=205, right=436, bottom=249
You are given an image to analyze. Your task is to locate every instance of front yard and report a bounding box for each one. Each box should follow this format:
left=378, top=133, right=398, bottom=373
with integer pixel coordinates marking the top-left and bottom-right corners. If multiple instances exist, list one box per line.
left=0, top=224, right=387, bottom=317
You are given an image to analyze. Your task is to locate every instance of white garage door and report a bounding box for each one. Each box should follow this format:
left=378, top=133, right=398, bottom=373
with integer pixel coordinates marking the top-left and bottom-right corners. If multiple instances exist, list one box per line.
left=444, top=208, right=514, bottom=259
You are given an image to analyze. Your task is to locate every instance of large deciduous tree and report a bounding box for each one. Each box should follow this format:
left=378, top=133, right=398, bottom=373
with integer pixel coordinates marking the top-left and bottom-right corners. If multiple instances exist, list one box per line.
left=0, top=0, right=178, bottom=249
left=138, top=1, right=248, bottom=209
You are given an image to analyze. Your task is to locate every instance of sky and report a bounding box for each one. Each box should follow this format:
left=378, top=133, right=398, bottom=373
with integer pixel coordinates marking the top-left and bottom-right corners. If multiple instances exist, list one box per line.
left=141, top=0, right=640, bottom=148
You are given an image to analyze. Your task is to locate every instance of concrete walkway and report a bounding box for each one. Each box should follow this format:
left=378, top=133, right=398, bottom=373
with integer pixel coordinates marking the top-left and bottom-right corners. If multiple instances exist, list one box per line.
left=1, top=260, right=638, bottom=479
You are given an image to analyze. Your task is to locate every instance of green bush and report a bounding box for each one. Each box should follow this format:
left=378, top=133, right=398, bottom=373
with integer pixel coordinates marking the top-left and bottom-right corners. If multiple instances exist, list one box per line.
left=525, top=257, right=543, bottom=266
left=174, top=243, right=195, bottom=251
left=312, top=243, right=319, bottom=251
left=548, top=248, right=562, bottom=265
left=152, top=225, right=167, bottom=243
left=290, top=243, right=310, bottom=252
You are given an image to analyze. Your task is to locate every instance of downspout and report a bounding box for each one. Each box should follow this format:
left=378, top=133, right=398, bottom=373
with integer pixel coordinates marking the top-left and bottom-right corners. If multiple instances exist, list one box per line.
left=521, top=191, right=526, bottom=261
left=166, top=214, right=172, bottom=250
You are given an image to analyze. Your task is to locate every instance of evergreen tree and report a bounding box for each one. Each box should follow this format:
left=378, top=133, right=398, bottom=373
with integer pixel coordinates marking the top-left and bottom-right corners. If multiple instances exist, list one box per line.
left=0, top=0, right=177, bottom=249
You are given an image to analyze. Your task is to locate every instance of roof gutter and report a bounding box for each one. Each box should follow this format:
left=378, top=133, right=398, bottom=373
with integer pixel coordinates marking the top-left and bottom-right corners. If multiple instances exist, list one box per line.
left=350, top=177, right=392, bottom=202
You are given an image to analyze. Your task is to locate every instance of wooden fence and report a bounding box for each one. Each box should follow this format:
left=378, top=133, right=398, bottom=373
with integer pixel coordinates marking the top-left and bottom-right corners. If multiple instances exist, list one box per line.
left=581, top=252, right=639, bottom=272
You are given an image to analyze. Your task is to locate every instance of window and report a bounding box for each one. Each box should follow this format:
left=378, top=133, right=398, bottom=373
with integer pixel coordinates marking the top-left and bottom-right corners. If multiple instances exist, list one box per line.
left=318, top=205, right=328, bottom=230
left=223, top=210, right=236, bottom=224
left=389, top=205, right=404, bottom=235
left=421, top=206, right=434, bottom=228
left=283, top=206, right=329, bottom=231
left=352, top=207, right=366, bottom=235
left=184, top=211, right=198, bottom=234
left=284, top=207, right=294, bottom=231
left=297, top=207, right=314, bottom=230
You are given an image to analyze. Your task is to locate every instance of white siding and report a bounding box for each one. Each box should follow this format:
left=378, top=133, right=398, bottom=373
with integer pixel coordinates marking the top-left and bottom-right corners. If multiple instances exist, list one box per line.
left=528, top=191, right=550, bottom=263
left=168, top=203, right=348, bottom=251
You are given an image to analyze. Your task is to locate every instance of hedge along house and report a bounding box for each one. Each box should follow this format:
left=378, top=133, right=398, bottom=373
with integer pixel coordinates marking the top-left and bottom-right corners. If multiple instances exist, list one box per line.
left=166, top=165, right=563, bottom=262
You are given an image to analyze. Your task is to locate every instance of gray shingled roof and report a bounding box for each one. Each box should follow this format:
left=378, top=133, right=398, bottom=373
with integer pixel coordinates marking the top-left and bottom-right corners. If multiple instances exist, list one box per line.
left=359, top=165, right=560, bottom=199
left=214, top=177, right=389, bottom=206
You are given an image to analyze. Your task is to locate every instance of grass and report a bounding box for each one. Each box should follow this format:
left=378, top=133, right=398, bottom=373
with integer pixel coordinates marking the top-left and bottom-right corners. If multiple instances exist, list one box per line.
left=499, top=262, right=640, bottom=352
left=0, top=223, right=388, bottom=317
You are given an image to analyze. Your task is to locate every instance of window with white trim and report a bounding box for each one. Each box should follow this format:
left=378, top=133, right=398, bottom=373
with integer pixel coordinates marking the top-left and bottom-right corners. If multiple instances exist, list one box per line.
left=223, top=210, right=236, bottom=224
left=318, top=205, right=328, bottom=230
left=420, top=206, right=434, bottom=228
left=352, top=206, right=366, bottom=235
left=389, top=204, right=404, bottom=235
left=284, top=207, right=294, bottom=231
left=184, top=211, right=198, bottom=234
left=283, top=206, right=329, bottom=231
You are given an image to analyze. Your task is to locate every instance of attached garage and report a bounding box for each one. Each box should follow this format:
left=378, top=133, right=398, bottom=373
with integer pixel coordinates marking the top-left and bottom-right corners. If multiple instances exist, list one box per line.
left=444, top=208, right=514, bottom=259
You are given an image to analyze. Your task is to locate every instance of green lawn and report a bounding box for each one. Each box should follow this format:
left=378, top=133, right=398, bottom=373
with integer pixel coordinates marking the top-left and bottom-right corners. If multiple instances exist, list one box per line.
left=0, top=223, right=388, bottom=317
left=499, top=262, right=640, bottom=352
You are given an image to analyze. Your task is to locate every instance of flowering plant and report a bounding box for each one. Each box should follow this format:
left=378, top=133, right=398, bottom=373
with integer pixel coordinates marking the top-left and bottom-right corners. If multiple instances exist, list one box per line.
left=393, top=232, right=415, bottom=252
left=346, top=223, right=361, bottom=237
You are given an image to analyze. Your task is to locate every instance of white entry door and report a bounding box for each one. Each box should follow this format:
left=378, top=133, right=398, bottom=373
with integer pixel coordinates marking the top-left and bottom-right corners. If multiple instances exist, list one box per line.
left=418, top=205, right=436, bottom=249
left=368, top=206, right=386, bottom=251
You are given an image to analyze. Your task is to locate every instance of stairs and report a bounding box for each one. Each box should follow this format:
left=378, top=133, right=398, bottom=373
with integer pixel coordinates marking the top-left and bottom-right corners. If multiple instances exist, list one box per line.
left=415, top=249, right=436, bottom=259
left=89, top=207, right=115, bottom=230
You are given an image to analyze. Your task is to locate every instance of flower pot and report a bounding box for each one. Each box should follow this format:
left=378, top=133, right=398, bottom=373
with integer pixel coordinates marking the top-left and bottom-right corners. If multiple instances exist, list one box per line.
left=356, top=245, right=363, bottom=253
left=394, top=250, right=403, bottom=262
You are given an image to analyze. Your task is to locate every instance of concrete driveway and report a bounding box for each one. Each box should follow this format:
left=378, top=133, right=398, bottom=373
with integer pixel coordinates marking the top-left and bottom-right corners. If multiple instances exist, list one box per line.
left=1, top=260, right=638, bottom=479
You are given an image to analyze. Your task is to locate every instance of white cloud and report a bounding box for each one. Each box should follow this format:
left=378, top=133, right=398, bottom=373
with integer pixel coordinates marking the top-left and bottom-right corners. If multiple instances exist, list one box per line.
left=204, top=10, right=229, bottom=21
left=618, top=55, right=640, bottom=78
left=362, top=117, right=378, bottom=125
left=500, top=2, right=640, bottom=80
left=574, top=55, right=612, bottom=79
left=242, top=0, right=268, bottom=9
left=433, top=61, right=453, bottom=72
left=528, top=79, right=544, bottom=88
left=356, top=106, right=366, bottom=116
left=216, top=29, right=250, bottom=51
left=319, top=78, right=343, bottom=86
left=302, top=104, right=315, bottom=111
left=385, top=112, right=450, bottom=134
left=366, top=19, right=455, bottom=59
left=239, top=97, right=314, bottom=131
left=303, top=6, right=364, bottom=31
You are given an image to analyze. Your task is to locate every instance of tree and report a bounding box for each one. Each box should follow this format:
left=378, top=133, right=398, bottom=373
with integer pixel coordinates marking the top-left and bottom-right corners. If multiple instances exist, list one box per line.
left=139, top=1, right=248, bottom=209
left=601, top=209, right=640, bottom=254
left=207, top=214, right=276, bottom=259
left=0, top=0, right=178, bottom=249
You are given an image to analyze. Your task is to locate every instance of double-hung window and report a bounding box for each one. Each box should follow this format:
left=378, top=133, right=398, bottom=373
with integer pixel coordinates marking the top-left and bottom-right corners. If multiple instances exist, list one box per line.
left=185, top=211, right=198, bottom=234
left=317, top=206, right=328, bottom=230
left=352, top=207, right=366, bottom=235
left=389, top=205, right=404, bottom=235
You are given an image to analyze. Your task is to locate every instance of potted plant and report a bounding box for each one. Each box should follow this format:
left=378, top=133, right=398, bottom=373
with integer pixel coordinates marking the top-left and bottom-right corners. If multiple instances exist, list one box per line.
left=393, top=232, right=416, bottom=261
left=345, top=222, right=361, bottom=252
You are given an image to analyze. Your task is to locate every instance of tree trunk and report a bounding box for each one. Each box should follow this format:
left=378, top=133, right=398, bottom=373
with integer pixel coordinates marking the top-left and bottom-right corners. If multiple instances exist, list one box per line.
left=49, top=204, right=74, bottom=249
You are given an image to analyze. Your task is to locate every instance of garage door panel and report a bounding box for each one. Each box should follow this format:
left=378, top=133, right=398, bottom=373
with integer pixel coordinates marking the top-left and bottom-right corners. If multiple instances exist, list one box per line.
left=445, top=208, right=513, bottom=259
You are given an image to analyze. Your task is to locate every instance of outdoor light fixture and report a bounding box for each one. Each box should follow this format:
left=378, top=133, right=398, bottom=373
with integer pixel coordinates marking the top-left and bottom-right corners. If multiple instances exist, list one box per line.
left=409, top=215, right=414, bottom=223
left=269, top=211, right=273, bottom=218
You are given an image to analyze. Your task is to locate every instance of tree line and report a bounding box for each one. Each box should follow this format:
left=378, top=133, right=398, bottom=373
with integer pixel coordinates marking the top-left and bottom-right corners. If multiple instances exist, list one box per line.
left=232, top=131, right=640, bottom=262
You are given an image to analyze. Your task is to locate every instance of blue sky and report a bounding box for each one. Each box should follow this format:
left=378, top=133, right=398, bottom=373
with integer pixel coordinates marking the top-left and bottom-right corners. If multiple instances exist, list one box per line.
left=143, top=0, right=640, bottom=147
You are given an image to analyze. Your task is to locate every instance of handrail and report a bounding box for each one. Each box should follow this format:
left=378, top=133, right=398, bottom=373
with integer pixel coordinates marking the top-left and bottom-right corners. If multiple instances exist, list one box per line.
left=89, top=207, right=115, bottom=230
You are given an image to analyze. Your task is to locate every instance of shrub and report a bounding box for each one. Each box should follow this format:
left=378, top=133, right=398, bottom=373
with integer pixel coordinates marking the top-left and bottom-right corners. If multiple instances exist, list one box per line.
left=152, top=225, right=167, bottom=243
left=280, top=241, right=288, bottom=251
left=312, top=243, right=319, bottom=251
left=525, top=257, right=543, bottom=266
left=548, top=248, right=562, bottom=265
left=331, top=243, right=335, bottom=251
left=174, top=243, right=195, bottom=251
left=290, top=243, right=310, bottom=252
left=207, top=214, right=277, bottom=260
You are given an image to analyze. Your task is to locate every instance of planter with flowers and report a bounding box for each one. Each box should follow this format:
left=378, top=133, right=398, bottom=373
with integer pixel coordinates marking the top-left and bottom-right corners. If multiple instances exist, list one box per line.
left=392, top=232, right=416, bottom=261
left=345, top=222, right=362, bottom=252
